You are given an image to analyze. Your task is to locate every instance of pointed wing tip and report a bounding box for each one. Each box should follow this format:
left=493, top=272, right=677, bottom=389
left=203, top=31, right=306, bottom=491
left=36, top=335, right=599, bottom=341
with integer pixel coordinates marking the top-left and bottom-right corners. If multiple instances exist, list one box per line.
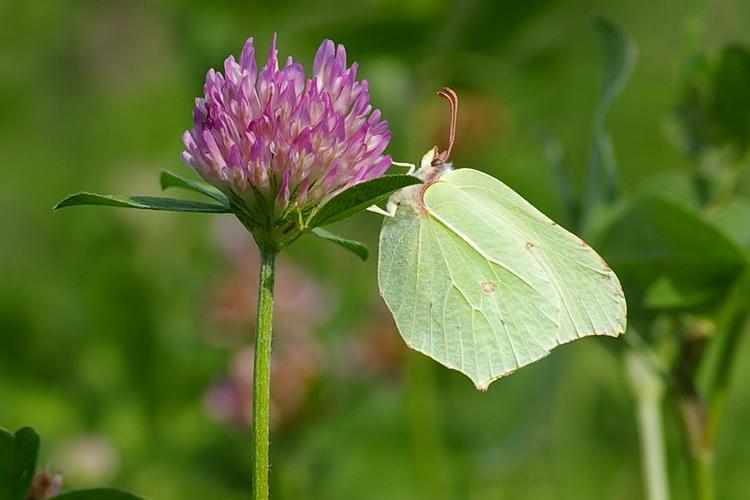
left=602, top=329, right=625, bottom=340
left=461, top=326, right=628, bottom=392
left=472, top=367, right=519, bottom=392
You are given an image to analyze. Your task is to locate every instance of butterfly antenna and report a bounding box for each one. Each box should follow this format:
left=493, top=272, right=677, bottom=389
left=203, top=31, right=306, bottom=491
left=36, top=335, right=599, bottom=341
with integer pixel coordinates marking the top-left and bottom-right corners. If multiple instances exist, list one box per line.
left=437, top=87, right=458, bottom=161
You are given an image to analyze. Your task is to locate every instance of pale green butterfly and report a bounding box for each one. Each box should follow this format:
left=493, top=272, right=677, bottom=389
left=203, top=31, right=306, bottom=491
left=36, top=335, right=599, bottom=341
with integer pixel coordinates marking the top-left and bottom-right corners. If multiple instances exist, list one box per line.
left=374, top=88, right=626, bottom=390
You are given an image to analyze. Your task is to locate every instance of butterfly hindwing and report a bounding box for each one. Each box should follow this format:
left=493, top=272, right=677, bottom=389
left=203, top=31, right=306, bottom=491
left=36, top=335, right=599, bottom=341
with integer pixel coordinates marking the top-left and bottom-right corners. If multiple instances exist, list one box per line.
left=379, top=167, right=626, bottom=390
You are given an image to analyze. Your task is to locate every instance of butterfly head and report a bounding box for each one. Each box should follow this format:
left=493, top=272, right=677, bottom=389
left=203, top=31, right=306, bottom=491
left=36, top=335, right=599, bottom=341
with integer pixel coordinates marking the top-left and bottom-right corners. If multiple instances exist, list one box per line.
left=379, top=87, right=460, bottom=216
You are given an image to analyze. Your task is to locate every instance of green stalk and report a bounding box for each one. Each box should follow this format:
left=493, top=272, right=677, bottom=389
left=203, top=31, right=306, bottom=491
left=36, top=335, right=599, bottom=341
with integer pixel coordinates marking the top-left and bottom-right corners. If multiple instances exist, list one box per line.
left=677, top=396, right=714, bottom=500
left=638, top=396, right=670, bottom=500
left=252, top=249, right=277, bottom=500
left=626, top=351, right=671, bottom=500
left=690, top=448, right=714, bottom=500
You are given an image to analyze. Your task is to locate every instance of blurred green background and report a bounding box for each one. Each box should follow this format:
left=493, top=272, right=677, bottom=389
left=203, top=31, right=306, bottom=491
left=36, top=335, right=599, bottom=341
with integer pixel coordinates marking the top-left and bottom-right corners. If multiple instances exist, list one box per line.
left=2, top=0, right=750, bottom=499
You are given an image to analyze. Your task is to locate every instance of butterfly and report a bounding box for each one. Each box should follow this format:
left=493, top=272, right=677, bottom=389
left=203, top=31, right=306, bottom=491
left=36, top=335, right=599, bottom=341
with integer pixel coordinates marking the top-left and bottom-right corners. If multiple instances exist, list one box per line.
left=375, top=88, right=626, bottom=390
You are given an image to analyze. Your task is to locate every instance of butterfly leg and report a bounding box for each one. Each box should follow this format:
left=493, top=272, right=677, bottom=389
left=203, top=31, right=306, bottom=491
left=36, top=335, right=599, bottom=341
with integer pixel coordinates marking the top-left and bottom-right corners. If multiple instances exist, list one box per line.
left=366, top=202, right=398, bottom=217
left=391, top=160, right=416, bottom=176
left=367, top=160, right=416, bottom=217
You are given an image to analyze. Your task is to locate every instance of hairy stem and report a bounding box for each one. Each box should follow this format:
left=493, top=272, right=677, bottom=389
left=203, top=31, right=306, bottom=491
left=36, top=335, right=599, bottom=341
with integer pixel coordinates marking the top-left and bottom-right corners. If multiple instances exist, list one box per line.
left=252, top=249, right=276, bottom=500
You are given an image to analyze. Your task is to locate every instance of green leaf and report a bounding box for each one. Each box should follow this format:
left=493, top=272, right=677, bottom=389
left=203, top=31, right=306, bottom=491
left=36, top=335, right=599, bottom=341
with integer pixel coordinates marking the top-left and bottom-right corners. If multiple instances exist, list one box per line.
left=379, top=168, right=626, bottom=390
left=53, top=488, right=146, bottom=500
left=311, top=228, right=369, bottom=261
left=707, top=197, right=750, bottom=249
left=634, top=170, right=702, bottom=209
left=644, top=276, right=720, bottom=309
left=307, top=175, right=422, bottom=228
left=53, top=193, right=231, bottom=213
left=583, top=16, right=637, bottom=232
left=596, top=195, right=748, bottom=303
left=0, top=426, right=40, bottom=500
left=159, top=170, right=229, bottom=205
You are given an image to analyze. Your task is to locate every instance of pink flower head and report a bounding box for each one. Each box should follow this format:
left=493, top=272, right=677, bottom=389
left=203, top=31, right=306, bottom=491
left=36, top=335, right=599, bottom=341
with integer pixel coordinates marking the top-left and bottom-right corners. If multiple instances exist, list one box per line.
left=182, top=35, right=392, bottom=222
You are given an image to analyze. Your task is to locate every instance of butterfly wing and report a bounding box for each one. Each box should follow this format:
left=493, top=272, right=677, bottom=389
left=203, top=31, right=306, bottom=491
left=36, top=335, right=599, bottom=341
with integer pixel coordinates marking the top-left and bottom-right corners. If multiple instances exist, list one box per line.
left=378, top=168, right=626, bottom=390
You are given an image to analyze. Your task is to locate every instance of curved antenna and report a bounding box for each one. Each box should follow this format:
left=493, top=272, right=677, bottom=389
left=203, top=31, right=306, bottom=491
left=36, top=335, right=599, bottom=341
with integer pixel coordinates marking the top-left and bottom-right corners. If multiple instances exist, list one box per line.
left=437, top=87, right=458, bottom=161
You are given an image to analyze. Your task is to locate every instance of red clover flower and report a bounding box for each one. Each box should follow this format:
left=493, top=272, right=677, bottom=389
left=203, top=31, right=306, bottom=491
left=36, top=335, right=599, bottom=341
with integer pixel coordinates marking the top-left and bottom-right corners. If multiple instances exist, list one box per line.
left=181, top=35, right=392, bottom=246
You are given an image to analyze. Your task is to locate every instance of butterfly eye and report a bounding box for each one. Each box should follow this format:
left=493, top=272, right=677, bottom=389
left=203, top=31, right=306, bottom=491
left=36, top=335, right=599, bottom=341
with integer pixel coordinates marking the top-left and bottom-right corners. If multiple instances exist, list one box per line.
left=436, top=86, right=459, bottom=162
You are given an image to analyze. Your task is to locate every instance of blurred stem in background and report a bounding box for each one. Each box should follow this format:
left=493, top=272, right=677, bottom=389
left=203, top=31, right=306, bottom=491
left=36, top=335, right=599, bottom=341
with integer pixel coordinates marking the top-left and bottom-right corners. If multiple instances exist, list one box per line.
left=673, top=315, right=715, bottom=500
left=625, top=339, right=671, bottom=500
left=252, top=249, right=277, bottom=500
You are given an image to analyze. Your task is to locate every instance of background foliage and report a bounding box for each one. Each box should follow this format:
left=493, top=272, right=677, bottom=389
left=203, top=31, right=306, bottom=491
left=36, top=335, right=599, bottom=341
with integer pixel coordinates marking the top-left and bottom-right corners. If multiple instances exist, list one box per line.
left=2, top=0, right=750, bottom=498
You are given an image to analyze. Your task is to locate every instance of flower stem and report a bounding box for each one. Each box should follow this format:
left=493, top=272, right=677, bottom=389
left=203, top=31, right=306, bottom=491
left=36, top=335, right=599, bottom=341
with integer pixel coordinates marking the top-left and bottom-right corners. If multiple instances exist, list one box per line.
left=252, top=248, right=276, bottom=500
